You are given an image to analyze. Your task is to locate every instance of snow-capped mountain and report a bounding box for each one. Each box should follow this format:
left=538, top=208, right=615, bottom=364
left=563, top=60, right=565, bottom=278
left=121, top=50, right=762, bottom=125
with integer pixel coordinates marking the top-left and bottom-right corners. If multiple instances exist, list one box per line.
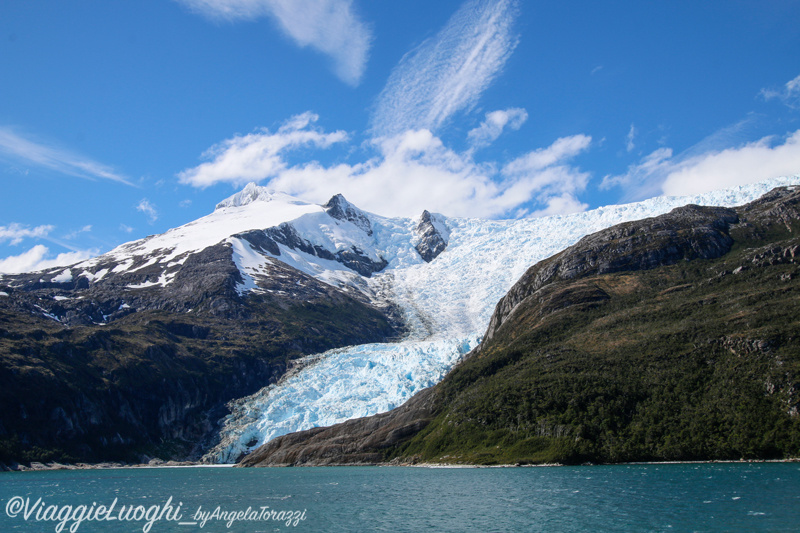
left=0, top=183, right=449, bottom=328
left=3, top=175, right=799, bottom=466
left=202, top=175, right=800, bottom=463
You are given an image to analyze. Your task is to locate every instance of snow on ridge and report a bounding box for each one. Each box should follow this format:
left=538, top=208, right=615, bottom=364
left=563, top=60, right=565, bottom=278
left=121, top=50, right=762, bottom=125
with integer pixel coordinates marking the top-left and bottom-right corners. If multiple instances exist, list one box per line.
left=74, top=189, right=325, bottom=276
left=215, top=182, right=316, bottom=210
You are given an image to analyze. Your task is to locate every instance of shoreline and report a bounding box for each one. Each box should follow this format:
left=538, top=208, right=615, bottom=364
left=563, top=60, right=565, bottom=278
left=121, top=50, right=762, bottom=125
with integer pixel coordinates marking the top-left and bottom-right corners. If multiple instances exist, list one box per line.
left=3, top=457, right=798, bottom=473
left=0, top=460, right=234, bottom=472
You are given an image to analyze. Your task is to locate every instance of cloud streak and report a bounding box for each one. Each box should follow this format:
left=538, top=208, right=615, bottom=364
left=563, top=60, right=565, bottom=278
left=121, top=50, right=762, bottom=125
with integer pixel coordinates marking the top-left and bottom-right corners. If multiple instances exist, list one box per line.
left=370, top=0, right=519, bottom=137
left=176, top=0, right=372, bottom=85
left=760, top=73, right=800, bottom=110
left=0, top=127, right=133, bottom=185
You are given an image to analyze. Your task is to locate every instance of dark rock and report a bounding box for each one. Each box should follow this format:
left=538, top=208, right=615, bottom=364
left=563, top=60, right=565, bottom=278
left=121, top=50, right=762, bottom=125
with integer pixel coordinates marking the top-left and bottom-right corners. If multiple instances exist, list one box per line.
left=266, top=222, right=387, bottom=277
left=324, top=194, right=374, bottom=236
left=415, top=210, right=449, bottom=262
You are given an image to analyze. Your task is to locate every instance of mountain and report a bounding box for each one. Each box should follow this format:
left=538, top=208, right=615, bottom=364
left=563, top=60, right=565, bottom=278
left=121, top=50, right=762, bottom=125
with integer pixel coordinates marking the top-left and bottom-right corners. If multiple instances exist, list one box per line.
left=2, top=177, right=799, bottom=466
left=240, top=185, right=800, bottom=466
left=207, top=176, right=800, bottom=464
left=0, top=184, right=434, bottom=464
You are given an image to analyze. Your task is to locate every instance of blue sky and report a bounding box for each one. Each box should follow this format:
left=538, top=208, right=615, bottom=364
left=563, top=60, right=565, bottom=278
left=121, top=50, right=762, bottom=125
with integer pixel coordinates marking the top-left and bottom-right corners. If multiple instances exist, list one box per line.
left=1, top=0, right=799, bottom=273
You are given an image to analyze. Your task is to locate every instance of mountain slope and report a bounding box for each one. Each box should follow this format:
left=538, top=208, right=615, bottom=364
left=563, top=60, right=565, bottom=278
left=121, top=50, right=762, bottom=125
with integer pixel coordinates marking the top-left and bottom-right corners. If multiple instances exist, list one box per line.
left=240, top=186, right=800, bottom=466
left=0, top=186, right=411, bottom=464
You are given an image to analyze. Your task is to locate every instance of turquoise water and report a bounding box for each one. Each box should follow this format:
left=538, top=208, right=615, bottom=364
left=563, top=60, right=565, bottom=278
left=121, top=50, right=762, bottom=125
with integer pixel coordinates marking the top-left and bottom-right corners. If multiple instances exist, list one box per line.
left=1, top=463, right=798, bottom=532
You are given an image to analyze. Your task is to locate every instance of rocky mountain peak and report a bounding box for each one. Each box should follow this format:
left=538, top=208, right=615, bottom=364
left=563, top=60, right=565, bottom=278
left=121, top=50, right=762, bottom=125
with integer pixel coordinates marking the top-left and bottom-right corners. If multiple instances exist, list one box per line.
left=414, top=210, right=449, bottom=262
left=323, top=193, right=373, bottom=236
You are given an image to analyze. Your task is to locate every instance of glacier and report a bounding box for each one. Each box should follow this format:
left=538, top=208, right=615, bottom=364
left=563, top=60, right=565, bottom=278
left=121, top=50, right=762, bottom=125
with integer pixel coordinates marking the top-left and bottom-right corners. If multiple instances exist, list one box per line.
left=203, top=176, right=800, bottom=463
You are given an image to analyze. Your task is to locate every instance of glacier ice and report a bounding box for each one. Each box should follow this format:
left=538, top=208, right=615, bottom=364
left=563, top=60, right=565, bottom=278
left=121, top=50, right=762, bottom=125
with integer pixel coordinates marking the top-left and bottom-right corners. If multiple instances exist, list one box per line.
left=209, top=337, right=480, bottom=464
left=203, top=175, right=800, bottom=463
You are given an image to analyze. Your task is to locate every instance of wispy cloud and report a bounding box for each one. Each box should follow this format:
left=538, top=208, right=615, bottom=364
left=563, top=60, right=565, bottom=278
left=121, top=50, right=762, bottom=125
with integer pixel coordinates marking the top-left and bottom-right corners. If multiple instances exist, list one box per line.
left=63, top=225, right=92, bottom=241
left=178, top=112, right=347, bottom=188
left=0, top=223, right=54, bottom=246
left=0, top=244, right=97, bottom=274
left=370, top=0, right=519, bottom=137
left=603, top=129, right=800, bottom=199
left=467, top=108, right=528, bottom=152
left=136, top=199, right=159, bottom=224
left=0, top=127, right=133, bottom=185
left=760, top=73, right=800, bottom=110
left=176, top=0, right=372, bottom=85
left=626, top=124, right=637, bottom=152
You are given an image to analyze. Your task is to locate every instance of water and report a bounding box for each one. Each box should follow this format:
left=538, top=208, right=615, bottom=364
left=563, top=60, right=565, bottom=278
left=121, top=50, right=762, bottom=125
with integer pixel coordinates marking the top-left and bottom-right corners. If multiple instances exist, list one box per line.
left=1, top=463, right=798, bottom=532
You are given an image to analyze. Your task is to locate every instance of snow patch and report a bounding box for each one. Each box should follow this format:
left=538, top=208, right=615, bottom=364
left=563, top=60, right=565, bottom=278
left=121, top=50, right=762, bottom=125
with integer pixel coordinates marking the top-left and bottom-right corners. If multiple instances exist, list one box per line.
left=80, top=268, right=108, bottom=282
left=52, top=270, right=73, bottom=283
left=229, top=237, right=273, bottom=295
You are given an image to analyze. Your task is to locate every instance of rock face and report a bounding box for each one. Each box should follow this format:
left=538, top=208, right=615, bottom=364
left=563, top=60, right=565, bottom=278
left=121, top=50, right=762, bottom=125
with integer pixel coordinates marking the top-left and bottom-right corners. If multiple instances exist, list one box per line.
left=259, top=223, right=388, bottom=277
left=239, top=187, right=800, bottom=466
left=324, top=193, right=374, bottom=236
left=414, top=210, right=449, bottom=263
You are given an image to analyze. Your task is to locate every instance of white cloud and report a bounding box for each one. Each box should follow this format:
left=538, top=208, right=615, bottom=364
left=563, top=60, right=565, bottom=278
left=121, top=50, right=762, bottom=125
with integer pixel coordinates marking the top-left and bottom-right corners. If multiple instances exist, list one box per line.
left=626, top=124, right=637, bottom=152
left=760, top=73, right=800, bottom=110
left=370, top=0, right=519, bottom=136
left=264, top=128, right=591, bottom=219
left=661, top=130, right=800, bottom=196
left=178, top=112, right=347, bottom=188
left=0, top=127, right=133, bottom=185
left=467, top=108, right=528, bottom=151
left=136, top=198, right=158, bottom=224
left=603, top=130, right=800, bottom=198
left=503, top=134, right=591, bottom=175
left=0, top=244, right=96, bottom=274
left=0, top=223, right=54, bottom=245
left=601, top=147, right=673, bottom=199
left=120, top=224, right=134, bottom=234
left=176, top=0, right=372, bottom=85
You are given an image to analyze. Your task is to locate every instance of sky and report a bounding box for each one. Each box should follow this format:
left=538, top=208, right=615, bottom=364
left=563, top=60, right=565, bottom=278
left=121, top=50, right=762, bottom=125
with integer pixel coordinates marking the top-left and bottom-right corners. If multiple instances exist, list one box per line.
left=1, top=0, right=799, bottom=273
